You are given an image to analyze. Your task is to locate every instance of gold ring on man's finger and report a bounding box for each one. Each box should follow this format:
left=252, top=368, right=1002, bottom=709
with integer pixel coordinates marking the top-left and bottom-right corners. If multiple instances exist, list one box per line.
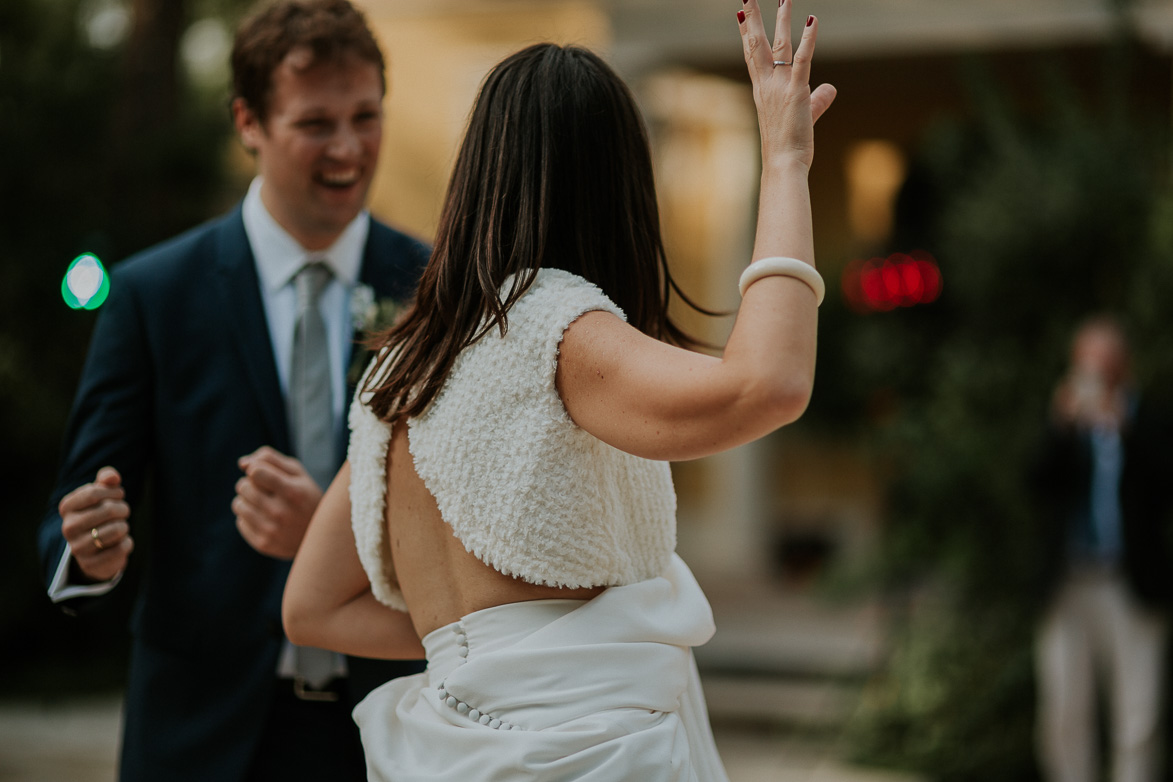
left=91, top=527, right=105, bottom=550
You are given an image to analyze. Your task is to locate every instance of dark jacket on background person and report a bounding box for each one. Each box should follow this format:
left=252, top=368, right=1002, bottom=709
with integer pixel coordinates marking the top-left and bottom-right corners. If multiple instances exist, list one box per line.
left=1029, top=398, right=1173, bottom=611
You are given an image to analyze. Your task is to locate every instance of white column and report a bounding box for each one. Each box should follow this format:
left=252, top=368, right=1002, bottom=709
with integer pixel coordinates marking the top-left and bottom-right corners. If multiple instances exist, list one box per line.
left=643, top=71, right=771, bottom=579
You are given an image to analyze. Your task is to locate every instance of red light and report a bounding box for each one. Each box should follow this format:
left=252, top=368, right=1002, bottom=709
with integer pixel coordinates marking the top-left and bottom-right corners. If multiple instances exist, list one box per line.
left=842, top=250, right=942, bottom=313
left=911, top=250, right=941, bottom=303
left=861, top=259, right=892, bottom=311
left=881, top=261, right=904, bottom=300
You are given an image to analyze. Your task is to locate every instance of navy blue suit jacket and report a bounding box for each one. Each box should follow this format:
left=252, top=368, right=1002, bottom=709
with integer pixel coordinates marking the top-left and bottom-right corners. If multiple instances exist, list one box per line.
left=37, top=206, right=428, bottom=781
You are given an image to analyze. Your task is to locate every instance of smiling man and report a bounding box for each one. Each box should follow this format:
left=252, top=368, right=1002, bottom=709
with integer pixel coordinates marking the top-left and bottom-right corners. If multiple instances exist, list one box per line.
left=37, top=2, right=428, bottom=780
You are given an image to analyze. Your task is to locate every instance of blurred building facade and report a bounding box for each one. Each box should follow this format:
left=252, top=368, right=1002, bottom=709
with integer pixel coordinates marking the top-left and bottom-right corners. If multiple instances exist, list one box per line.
left=353, top=0, right=1173, bottom=584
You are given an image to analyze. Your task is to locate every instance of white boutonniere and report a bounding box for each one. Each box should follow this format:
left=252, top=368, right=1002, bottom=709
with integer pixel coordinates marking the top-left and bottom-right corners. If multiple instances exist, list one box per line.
left=350, top=283, right=406, bottom=334
left=348, top=283, right=407, bottom=386
left=350, top=283, right=377, bottom=330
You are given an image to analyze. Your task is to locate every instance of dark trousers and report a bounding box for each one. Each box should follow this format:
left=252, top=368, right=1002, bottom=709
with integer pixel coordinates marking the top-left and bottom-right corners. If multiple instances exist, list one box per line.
left=245, top=678, right=367, bottom=782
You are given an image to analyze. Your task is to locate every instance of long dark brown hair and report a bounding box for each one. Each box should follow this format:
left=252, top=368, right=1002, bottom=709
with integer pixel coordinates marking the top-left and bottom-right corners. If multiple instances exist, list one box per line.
left=365, top=43, right=711, bottom=423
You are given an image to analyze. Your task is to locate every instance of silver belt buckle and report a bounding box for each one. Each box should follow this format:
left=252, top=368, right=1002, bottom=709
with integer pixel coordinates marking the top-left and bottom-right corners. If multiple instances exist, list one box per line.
left=293, top=676, right=340, bottom=703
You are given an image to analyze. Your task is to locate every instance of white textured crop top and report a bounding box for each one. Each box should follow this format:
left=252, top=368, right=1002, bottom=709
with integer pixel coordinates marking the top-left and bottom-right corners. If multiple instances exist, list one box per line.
left=348, top=268, right=677, bottom=612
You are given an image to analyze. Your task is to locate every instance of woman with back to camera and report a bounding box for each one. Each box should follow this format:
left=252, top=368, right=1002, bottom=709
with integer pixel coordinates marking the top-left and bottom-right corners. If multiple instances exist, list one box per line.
left=283, top=2, right=836, bottom=779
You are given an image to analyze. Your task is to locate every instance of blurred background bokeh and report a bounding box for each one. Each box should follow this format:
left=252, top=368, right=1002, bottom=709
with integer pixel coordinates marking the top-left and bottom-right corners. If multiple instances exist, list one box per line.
left=4, top=0, right=1173, bottom=779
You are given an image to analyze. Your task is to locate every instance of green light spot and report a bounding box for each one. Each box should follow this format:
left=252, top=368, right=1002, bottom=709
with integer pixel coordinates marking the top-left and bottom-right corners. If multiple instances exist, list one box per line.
left=62, top=253, right=110, bottom=310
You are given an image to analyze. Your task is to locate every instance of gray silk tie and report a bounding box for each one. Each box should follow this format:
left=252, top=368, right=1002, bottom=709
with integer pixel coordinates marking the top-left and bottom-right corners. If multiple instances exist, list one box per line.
left=288, top=262, right=338, bottom=691
left=289, top=263, right=336, bottom=490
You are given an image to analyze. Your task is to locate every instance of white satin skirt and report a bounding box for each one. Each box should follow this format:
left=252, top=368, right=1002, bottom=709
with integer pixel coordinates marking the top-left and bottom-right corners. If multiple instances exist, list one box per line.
left=353, top=554, right=729, bottom=781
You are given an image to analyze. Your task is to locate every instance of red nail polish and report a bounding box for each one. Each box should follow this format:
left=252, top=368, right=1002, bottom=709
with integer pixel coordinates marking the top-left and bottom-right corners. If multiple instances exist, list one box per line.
left=807, top=15, right=814, bottom=26
left=779, top=0, right=784, bottom=6
left=737, top=9, right=745, bottom=23
left=742, top=0, right=748, bottom=5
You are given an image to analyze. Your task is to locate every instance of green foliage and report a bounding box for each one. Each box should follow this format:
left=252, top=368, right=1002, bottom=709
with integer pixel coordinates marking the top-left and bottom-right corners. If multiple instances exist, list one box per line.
left=0, top=0, right=239, bottom=690
left=837, top=41, right=1173, bottom=778
left=846, top=599, right=1038, bottom=782
left=881, top=52, right=1168, bottom=595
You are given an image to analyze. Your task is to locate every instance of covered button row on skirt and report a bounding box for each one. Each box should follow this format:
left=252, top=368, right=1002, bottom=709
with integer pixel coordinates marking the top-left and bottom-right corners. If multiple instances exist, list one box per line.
left=454, top=623, right=469, bottom=659
left=436, top=684, right=519, bottom=730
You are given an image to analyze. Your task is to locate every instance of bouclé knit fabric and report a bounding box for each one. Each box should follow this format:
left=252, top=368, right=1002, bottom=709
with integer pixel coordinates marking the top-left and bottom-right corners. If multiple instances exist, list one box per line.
left=348, top=268, right=677, bottom=611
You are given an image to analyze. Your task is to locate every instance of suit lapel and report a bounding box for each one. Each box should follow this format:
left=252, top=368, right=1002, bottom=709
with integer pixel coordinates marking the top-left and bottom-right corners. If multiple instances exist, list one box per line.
left=339, top=223, right=389, bottom=458
left=337, top=220, right=423, bottom=457
left=213, top=207, right=290, bottom=451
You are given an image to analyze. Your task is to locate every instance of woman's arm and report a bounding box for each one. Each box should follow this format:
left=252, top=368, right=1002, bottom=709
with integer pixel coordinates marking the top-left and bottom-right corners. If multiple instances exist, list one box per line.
left=283, top=461, right=424, bottom=659
left=557, top=2, right=835, bottom=462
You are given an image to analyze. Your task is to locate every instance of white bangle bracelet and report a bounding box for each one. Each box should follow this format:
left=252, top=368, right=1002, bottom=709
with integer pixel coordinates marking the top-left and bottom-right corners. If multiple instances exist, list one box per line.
left=738, top=256, right=825, bottom=305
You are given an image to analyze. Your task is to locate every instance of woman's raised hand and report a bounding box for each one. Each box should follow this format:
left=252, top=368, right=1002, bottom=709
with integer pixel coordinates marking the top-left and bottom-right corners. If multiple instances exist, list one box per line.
left=738, top=0, right=836, bottom=171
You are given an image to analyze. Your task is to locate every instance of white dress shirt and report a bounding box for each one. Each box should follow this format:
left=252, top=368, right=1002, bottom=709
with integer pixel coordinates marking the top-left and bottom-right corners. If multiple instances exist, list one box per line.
left=49, top=177, right=370, bottom=604
left=243, top=176, right=368, bottom=423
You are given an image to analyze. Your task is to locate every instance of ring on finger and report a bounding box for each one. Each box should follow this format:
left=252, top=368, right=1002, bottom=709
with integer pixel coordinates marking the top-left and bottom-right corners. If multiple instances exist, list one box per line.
left=91, top=527, right=105, bottom=550
left=773, top=60, right=792, bottom=67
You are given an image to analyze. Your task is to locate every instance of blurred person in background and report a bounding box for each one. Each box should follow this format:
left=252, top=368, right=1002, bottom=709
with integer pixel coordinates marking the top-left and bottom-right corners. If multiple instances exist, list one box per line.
left=1031, top=316, right=1172, bottom=782
left=281, top=1, right=835, bottom=778
left=36, top=1, right=427, bottom=779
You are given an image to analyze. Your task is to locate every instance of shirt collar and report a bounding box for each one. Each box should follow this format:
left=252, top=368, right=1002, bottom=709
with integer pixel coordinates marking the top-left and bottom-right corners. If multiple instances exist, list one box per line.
left=241, top=176, right=369, bottom=294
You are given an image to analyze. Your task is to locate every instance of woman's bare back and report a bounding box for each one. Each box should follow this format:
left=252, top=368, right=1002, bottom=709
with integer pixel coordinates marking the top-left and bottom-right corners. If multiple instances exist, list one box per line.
left=385, top=421, right=604, bottom=640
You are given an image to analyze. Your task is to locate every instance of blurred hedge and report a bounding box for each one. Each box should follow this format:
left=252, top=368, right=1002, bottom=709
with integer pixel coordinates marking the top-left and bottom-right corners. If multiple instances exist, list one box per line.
left=835, top=37, right=1173, bottom=781
left=0, top=0, right=241, bottom=694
